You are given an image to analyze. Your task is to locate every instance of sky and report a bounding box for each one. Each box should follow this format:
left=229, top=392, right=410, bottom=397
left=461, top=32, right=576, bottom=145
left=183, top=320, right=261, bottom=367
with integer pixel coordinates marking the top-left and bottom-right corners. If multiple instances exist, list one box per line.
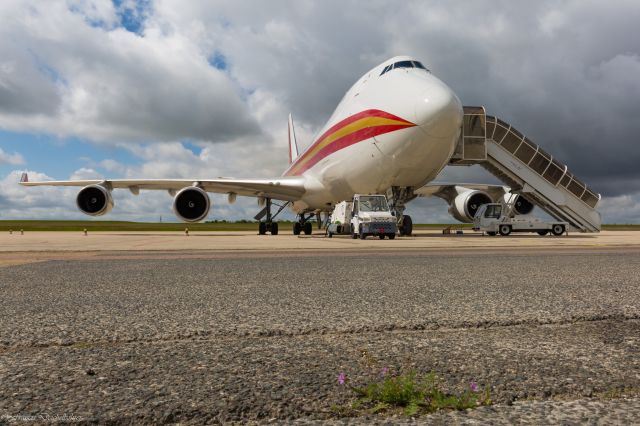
left=1, top=0, right=639, bottom=223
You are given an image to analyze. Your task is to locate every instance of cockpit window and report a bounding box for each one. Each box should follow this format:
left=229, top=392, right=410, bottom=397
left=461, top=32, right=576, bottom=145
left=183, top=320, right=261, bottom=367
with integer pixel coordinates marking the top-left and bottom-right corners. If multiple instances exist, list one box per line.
left=380, top=60, right=430, bottom=76
left=393, top=60, right=414, bottom=69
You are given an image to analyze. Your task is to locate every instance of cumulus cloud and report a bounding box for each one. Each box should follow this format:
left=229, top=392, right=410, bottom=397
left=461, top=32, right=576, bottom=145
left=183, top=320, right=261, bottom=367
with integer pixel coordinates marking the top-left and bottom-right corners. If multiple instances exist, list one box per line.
left=0, top=148, right=25, bottom=165
left=0, top=0, right=260, bottom=143
left=1, top=1, right=639, bottom=223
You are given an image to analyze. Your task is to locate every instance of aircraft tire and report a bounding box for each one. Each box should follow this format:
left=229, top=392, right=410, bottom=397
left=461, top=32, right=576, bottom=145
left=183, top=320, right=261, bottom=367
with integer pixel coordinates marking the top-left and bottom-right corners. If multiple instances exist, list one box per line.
left=401, top=215, right=413, bottom=236
left=258, top=222, right=267, bottom=235
left=303, top=222, right=312, bottom=235
left=293, top=222, right=301, bottom=235
left=271, top=222, right=278, bottom=235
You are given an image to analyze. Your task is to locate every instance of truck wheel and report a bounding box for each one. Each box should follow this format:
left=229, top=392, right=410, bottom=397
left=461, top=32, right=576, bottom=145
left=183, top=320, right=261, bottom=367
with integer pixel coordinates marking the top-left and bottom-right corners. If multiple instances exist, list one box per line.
left=486, top=231, right=497, bottom=236
left=388, top=233, right=396, bottom=240
left=537, top=230, right=549, bottom=236
left=378, top=234, right=385, bottom=240
left=328, top=231, right=333, bottom=238
left=293, top=222, right=301, bottom=235
left=359, top=225, right=366, bottom=240
left=303, top=222, right=312, bottom=235
left=352, top=231, right=358, bottom=239
left=499, top=224, right=511, bottom=236
left=551, top=224, right=564, bottom=236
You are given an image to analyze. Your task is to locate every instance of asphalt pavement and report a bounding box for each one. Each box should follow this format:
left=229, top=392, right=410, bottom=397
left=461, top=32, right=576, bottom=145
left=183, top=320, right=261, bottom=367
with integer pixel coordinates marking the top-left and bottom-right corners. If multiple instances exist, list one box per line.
left=0, top=249, right=639, bottom=424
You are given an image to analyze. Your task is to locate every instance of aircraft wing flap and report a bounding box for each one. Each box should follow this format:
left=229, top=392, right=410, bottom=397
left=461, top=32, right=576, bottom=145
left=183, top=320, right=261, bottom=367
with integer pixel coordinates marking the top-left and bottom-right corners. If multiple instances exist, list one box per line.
left=20, top=176, right=307, bottom=201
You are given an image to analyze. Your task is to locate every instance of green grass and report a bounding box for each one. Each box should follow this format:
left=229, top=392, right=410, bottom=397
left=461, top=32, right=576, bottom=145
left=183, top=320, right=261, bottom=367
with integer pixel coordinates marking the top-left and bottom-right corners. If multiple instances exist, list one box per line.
left=345, top=370, right=491, bottom=416
left=0, top=220, right=288, bottom=232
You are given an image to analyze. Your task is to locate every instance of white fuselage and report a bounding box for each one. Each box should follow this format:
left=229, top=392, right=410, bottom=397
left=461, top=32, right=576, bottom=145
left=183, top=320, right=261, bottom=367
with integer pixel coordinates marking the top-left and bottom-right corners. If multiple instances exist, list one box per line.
left=285, top=56, right=463, bottom=213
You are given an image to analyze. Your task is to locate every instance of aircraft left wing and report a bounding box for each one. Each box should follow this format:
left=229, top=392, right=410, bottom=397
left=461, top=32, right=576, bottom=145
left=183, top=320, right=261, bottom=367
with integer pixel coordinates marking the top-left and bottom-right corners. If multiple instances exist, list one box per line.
left=19, top=174, right=307, bottom=201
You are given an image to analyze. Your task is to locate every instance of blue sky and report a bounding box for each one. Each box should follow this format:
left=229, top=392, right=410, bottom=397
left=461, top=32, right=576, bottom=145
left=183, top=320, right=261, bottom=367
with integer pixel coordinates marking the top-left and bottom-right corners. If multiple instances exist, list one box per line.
left=1, top=1, right=639, bottom=224
left=0, top=130, right=133, bottom=179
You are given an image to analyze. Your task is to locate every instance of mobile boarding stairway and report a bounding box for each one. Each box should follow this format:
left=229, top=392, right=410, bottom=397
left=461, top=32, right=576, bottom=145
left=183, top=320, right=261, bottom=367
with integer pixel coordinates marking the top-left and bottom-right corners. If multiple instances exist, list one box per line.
left=450, top=106, right=601, bottom=232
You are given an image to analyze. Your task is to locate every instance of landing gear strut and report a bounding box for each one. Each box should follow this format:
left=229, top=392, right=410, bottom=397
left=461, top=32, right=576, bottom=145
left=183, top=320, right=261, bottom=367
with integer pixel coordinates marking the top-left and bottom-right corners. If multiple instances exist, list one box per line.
left=388, top=186, right=416, bottom=236
left=255, top=198, right=289, bottom=235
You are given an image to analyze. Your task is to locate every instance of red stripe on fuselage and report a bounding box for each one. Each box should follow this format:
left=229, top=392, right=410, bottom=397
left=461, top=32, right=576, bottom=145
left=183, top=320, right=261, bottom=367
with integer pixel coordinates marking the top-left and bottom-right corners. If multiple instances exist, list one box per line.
left=287, top=123, right=413, bottom=176
left=284, top=109, right=415, bottom=176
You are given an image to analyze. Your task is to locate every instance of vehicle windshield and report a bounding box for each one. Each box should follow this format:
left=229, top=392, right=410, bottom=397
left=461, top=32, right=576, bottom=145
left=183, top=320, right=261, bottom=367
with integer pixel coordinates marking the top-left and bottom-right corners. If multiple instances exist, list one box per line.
left=358, top=196, right=389, bottom=212
left=483, top=204, right=502, bottom=219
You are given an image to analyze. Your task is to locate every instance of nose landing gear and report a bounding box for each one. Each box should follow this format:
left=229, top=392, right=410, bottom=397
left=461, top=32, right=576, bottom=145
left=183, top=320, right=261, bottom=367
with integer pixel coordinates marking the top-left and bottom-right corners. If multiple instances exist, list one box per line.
left=388, top=186, right=416, bottom=236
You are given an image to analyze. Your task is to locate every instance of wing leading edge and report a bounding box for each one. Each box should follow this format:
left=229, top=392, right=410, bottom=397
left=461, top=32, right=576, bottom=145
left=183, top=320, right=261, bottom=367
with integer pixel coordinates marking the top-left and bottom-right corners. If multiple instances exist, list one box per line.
left=415, top=183, right=510, bottom=203
left=20, top=176, right=307, bottom=201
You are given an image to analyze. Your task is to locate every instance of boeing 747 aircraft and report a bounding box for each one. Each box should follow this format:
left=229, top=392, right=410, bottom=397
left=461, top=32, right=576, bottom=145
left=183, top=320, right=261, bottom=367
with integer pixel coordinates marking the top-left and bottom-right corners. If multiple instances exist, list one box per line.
left=21, top=56, right=602, bottom=235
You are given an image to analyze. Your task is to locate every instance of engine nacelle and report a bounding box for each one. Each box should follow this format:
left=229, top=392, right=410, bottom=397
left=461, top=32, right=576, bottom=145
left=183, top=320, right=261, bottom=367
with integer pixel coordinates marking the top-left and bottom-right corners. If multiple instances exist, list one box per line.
left=449, top=190, right=492, bottom=222
left=173, top=186, right=211, bottom=222
left=76, top=184, right=114, bottom=216
left=504, top=194, right=535, bottom=215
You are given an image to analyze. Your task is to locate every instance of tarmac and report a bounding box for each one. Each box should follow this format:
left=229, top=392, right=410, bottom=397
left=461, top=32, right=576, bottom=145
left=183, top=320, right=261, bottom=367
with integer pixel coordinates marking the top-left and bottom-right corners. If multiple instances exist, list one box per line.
left=0, top=229, right=638, bottom=254
left=0, top=230, right=639, bottom=423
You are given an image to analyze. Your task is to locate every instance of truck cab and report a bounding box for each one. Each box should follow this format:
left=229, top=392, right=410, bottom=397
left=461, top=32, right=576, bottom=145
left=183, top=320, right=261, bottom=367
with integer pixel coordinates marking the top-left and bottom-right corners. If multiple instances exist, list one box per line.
left=350, top=194, right=397, bottom=239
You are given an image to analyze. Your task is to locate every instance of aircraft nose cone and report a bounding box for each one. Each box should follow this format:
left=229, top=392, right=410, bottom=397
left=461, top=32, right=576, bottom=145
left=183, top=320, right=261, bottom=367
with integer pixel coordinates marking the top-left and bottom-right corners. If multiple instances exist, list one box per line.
left=415, top=83, right=463, bottom=137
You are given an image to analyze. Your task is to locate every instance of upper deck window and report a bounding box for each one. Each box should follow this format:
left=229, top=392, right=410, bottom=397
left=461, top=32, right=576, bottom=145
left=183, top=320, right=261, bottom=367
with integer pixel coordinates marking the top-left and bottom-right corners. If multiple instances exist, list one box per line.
left=380, top=60, right=430, bottom=76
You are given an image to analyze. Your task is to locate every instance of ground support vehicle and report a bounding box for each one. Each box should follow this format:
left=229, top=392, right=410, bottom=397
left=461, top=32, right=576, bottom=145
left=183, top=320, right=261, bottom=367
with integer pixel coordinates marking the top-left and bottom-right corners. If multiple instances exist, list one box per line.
left=327, top=194, right=397, bottom=239
left=473, top=203, right=568, bottom=236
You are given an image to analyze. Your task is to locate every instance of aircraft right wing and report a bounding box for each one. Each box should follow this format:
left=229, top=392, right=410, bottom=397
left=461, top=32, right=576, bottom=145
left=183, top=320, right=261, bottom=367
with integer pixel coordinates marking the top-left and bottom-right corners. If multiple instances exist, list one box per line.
left=414, top=183, right=510, bottom=203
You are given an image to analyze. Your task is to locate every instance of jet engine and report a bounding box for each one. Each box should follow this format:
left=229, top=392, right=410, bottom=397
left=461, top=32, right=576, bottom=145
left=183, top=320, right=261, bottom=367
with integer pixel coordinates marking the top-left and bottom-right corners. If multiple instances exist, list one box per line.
left=76, top=184, right=114, bottom=216
left=173, top=186, right=211, bottom=222
left=507, top=194, right=535, bottom=215
left=448, top=190, right=492, bottom=222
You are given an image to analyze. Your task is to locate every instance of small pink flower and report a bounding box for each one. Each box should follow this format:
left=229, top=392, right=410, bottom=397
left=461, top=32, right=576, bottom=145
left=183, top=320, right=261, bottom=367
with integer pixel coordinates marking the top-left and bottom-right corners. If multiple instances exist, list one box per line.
left=381, top=367, right=389, bottom=376
left=338, top=372, right=346, bottom=385
left=470, top=381, right=479, bottom=392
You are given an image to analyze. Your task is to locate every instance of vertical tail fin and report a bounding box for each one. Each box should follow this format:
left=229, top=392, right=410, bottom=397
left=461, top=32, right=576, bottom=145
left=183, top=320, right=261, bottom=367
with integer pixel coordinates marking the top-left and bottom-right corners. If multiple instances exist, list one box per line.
left=20, top=172, right=29, bottom=183
left=288, top=113, right=299, bottom=164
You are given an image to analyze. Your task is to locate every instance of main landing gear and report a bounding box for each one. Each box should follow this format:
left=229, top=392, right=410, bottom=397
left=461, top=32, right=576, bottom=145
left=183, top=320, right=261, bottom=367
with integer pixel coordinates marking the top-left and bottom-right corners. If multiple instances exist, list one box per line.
left=293, top=213, right=314, bottom=235
left=255, top=198, right=289, bottom=235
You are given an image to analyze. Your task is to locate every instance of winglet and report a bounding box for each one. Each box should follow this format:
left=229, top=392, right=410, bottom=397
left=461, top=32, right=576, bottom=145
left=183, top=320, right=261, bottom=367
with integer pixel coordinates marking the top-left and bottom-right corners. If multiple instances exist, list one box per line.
left=288, top=113, right=299, bottom=164
left=20, top=172, right=29, bottom=183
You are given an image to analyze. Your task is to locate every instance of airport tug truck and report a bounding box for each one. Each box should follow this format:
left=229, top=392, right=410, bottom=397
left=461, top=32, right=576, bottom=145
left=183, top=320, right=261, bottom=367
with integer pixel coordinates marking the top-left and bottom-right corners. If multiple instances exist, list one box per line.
left=473, top=203, right=568, bottom=236
left=327, top=194, right=397, bottom=239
